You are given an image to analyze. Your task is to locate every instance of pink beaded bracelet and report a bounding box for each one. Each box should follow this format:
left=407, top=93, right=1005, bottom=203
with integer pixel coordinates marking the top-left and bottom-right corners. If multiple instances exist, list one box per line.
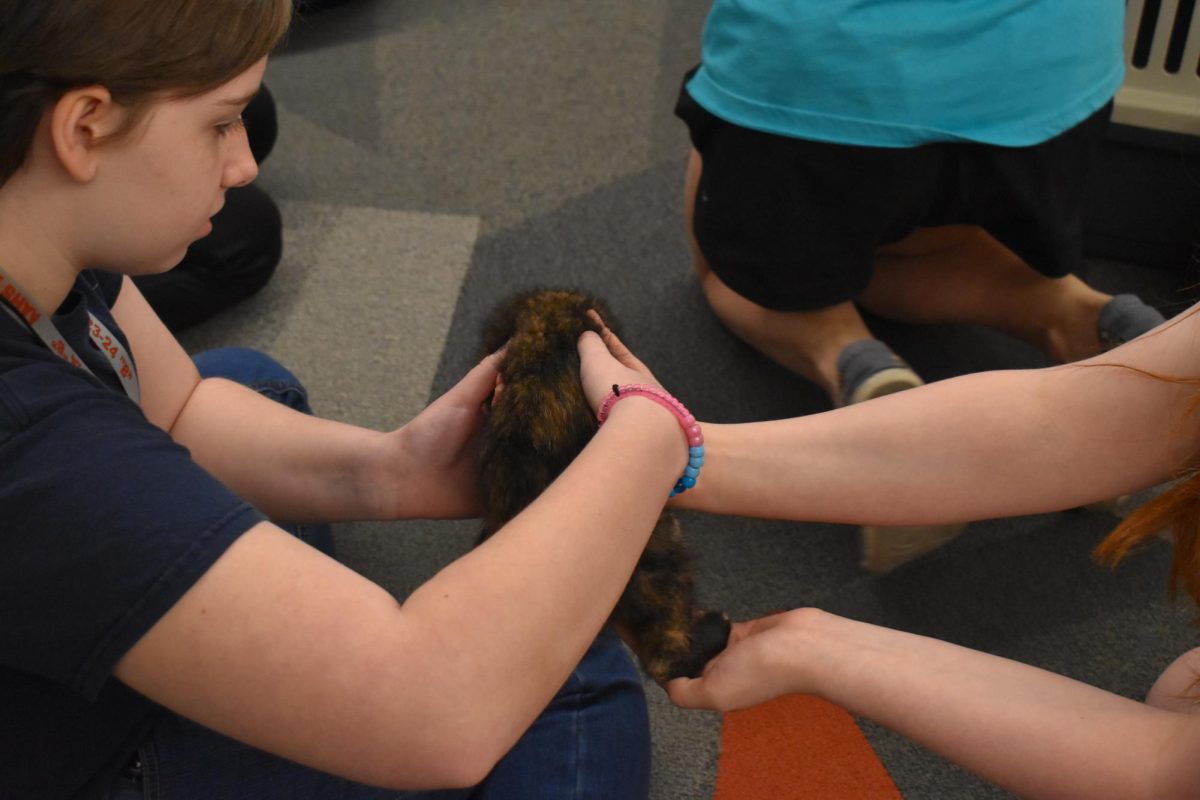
left=596, top=383, right=704, bottom=497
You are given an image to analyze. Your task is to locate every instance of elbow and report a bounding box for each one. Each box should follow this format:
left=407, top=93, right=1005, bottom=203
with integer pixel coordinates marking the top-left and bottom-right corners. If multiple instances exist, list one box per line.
left=433, top=750, right=498, bottom=790
left=423, top=745, right=498, bottom=790
left=422, top=728, right=512, bottom=788
left=369, top=733, right=506, bottom=791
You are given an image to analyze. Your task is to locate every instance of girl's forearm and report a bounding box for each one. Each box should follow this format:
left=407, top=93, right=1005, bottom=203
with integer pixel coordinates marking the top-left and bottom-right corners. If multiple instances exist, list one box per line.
left=397, top=398, right=685, bottom=754
left=171, top=377, right=385, bottom=521
left=800, top=612, right=1194, bottom=799
left=682, top=361, right=1195, bottom=525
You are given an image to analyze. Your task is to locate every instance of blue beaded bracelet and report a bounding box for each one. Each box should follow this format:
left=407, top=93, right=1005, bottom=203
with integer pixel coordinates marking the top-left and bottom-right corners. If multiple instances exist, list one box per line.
left=596, top=383, right=704, bottom=497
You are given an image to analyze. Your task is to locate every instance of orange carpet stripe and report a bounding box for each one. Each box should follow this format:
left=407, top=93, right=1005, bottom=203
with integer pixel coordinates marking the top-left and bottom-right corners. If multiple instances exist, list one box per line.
left=714, top=694, right=902, bottom=800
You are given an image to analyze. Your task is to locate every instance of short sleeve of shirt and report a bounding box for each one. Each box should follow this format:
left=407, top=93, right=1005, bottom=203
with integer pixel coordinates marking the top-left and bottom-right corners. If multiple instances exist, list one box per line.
left=0, top=328, right=264, bottom=700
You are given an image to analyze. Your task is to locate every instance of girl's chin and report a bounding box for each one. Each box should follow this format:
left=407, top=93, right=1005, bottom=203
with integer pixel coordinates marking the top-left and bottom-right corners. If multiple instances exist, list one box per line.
left=147, top=245, right=195, bottom=275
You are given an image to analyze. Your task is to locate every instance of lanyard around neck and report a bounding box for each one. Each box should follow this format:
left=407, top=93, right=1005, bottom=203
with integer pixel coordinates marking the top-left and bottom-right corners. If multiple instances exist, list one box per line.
left=0, top=267, right=141, bottom=404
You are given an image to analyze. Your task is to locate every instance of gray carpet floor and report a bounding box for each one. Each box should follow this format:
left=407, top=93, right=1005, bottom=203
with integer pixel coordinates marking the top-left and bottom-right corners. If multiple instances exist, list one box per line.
left=178, top=2, right=1200, bottom=797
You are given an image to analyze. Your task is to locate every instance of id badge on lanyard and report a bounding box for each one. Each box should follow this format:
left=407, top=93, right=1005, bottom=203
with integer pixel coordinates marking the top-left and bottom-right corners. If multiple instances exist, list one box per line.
left=0, top=268, right=141, bottom=404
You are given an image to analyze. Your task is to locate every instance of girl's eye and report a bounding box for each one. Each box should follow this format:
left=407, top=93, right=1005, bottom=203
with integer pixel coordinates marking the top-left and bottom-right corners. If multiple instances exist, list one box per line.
left=216, top=115, right=246, bottom=137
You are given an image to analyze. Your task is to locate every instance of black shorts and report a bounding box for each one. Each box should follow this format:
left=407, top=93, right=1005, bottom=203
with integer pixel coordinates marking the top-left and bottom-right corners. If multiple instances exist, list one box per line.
left=675, top=75, right=1112, bottom=312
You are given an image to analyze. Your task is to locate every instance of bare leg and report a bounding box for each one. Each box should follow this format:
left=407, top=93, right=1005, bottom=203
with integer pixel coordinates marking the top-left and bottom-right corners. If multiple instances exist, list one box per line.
left=684, top=149, right=874, bottom=402
left=863, top=226, right=1113, bottom=364
left=685, top=151, right=1115, bottom=401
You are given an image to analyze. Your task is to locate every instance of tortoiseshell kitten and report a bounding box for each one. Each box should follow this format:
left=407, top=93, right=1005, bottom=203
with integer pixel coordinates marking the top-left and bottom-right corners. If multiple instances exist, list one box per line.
left=476, top=289, right=730, bottom=682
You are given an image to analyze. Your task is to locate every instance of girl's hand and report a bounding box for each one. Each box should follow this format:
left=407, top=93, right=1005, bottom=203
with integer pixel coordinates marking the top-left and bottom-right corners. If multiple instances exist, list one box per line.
left=666, top=610, right=817, bottom=712
left=578, top=311, right=663, bottom=412
left=384, top=349, right=503, bottom=518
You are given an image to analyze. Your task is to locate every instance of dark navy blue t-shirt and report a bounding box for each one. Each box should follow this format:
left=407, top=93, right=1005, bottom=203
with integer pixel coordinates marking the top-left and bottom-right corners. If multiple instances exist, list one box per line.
left=0, top=271, right=265, bottom=798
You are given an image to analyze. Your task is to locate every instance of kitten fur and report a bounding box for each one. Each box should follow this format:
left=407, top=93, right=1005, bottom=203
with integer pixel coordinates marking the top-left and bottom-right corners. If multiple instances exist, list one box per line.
left=477, top=289, right=729, bottom=682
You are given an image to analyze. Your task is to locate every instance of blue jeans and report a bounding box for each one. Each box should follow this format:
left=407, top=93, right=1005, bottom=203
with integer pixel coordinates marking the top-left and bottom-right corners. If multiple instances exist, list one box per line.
left=108, top=348, right=650, bottom=800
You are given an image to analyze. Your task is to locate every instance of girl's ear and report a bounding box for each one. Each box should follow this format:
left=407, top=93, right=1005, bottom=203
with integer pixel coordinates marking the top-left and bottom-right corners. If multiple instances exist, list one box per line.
left=47, top=85, right=126, bottom=183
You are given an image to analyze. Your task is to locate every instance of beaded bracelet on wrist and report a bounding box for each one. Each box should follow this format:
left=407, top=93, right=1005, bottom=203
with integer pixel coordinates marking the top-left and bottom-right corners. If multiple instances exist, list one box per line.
left=596, top=383, right=704, bottom=497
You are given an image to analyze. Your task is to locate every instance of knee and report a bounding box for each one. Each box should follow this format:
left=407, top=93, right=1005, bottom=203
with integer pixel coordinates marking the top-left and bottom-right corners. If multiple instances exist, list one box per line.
left=193, top=347, right=310, bottom=412
left=194, top=346, right=284, bottom=379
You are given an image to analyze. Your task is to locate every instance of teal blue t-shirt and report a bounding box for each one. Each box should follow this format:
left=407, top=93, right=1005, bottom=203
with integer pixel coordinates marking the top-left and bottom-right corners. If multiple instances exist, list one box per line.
left=686, top=0, right=1125, bottom=147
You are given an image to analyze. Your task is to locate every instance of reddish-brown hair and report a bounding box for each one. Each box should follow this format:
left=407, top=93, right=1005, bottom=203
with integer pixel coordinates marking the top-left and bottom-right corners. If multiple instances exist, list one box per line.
left=1095, top=461, right=1200, bottom=607
left=1093, top=352, right=1200, bottom=608
left=0, top=0, right=292, bottom=185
